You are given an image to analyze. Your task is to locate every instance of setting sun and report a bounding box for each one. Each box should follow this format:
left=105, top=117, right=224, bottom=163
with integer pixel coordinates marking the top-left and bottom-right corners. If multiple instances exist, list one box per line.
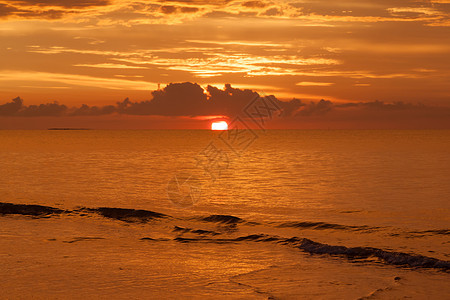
left=211, top=121, right=228, bottom=131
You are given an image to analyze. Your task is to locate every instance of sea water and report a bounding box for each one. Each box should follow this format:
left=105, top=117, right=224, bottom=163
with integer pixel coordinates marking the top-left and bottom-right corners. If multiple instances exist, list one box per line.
left=0, top=130, right=449, bottom=299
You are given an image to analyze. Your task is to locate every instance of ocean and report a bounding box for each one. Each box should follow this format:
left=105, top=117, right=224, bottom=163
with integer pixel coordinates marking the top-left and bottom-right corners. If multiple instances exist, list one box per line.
left=0, top=130, right=449, bottom=299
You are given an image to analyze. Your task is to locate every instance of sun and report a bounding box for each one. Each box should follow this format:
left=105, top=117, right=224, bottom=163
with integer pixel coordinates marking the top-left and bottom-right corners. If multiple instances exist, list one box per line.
left=211, top=121, right=228, bottom=131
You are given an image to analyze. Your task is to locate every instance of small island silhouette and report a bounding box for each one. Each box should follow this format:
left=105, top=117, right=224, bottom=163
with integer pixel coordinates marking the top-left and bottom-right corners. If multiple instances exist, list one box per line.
left=47, top=128, right=91, bottom=130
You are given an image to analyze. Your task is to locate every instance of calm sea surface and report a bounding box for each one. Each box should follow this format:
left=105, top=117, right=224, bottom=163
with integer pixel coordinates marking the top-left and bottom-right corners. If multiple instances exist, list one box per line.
left=0, top=130, right=449, bottom=299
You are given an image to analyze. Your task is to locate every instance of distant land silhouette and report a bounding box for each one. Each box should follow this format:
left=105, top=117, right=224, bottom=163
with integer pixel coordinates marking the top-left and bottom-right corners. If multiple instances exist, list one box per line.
left=48, top=128, right=91, bottom=130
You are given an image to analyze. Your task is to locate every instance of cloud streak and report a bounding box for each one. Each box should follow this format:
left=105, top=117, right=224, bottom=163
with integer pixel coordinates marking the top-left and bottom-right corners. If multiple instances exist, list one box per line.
left=0, top=71, right=157, bottom=90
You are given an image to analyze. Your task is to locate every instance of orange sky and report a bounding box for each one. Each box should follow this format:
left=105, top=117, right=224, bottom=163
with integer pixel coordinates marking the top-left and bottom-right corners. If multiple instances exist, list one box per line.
left=0, top=0, right=449, bottom=129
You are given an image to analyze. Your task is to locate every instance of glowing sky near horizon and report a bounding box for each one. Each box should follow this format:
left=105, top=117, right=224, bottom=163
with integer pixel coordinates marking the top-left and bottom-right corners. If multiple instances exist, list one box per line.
left=0, top=0, right=449, bottom=114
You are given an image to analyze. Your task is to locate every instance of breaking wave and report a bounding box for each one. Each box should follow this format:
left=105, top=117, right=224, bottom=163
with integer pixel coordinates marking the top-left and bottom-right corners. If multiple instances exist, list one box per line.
left=2, top=201, right=449, bottom=271
left=80, top=207, right=168, bottom=223
left=0, top=202, right=65, bottom=216
left=279, top=221, right=379, bottom=231
left=200, top=214, right=243, bottom=224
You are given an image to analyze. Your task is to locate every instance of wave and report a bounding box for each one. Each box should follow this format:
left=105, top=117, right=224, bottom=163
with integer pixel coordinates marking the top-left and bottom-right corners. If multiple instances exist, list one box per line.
left=173, top=226, right=219, bottom=236
left=200, top=214, right=243, bottom=224
left=80, top=207, right=168, bottom=223
left=2, top=201, right=449, bottom=271
left=0, top=202, right=65, bottom=216
left=173, top=234, right=281, bottom=244
left=279, top=221, right=378, bottom=231
left=140, top=237, right=170, bottom=241
left=169, top=234, right=450, bottom=271
left=413, top=229, right=450, bottom=236
left=0, top=202, right=167, bottom=223
left=390, top=229, right=450, bottom=238
left=62, top=237, right=105, bottom=244
left=294, top=238, right=450, bottom=270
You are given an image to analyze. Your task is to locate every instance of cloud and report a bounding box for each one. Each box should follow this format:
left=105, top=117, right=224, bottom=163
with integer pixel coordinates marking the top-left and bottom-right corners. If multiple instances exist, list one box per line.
left=0, top=97, right=68, bottom=116
left=0, top=96, right=22, bottom=115
left=159, top=5, right=199, bottom=14
left=0, top=4, right=18, bottom=17
left=5, top=0, right=110, bottom=8
left=73, top=63, right=148, bottom=69
left=335, top=100, right=423, bottom=111
left=153, top=0, right=232, bottom=5
left=0, top=71, right=156, bottom=91
left=262, top=7, right=282, bottom=16
left=0, top=0, right=447, bottom=27
left=71, top=104, right=116, bottom=116
left=160, top=5, right=177, bottom=14
left=117, top=82, right=302, bottom=117
left=180, top=6, right=199, bottom=13
left=20, top=101, right=68, bottom=116
left=279, top=97, right=303, bottom=117
left=0, top=0, right=110, bottom=19
left=119, top=82, right=208, bottom=116
left=1, top=0, right=448, bottom=117
left=242, top=1, right=269, bottom=9
left=296, top=82, right=334, bottom=86
left=1, top=82, right=449, bottom=130
left=0, top=2, right=66, bottom=19
left=0, top=82, right=302, bottom=117
left=297, top=99, right=333, bottom=116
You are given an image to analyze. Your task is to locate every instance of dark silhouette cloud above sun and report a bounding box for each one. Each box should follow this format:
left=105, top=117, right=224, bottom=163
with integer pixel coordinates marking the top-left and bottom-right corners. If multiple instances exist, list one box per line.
left=1, top=82, right=449, bottom=129
left=0, top=83, right=300, bottom=117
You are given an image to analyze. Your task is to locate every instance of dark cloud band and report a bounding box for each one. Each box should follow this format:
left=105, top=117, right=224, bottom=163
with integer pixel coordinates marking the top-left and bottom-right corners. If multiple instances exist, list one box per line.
left=1, top=83, right=449, bottom=128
